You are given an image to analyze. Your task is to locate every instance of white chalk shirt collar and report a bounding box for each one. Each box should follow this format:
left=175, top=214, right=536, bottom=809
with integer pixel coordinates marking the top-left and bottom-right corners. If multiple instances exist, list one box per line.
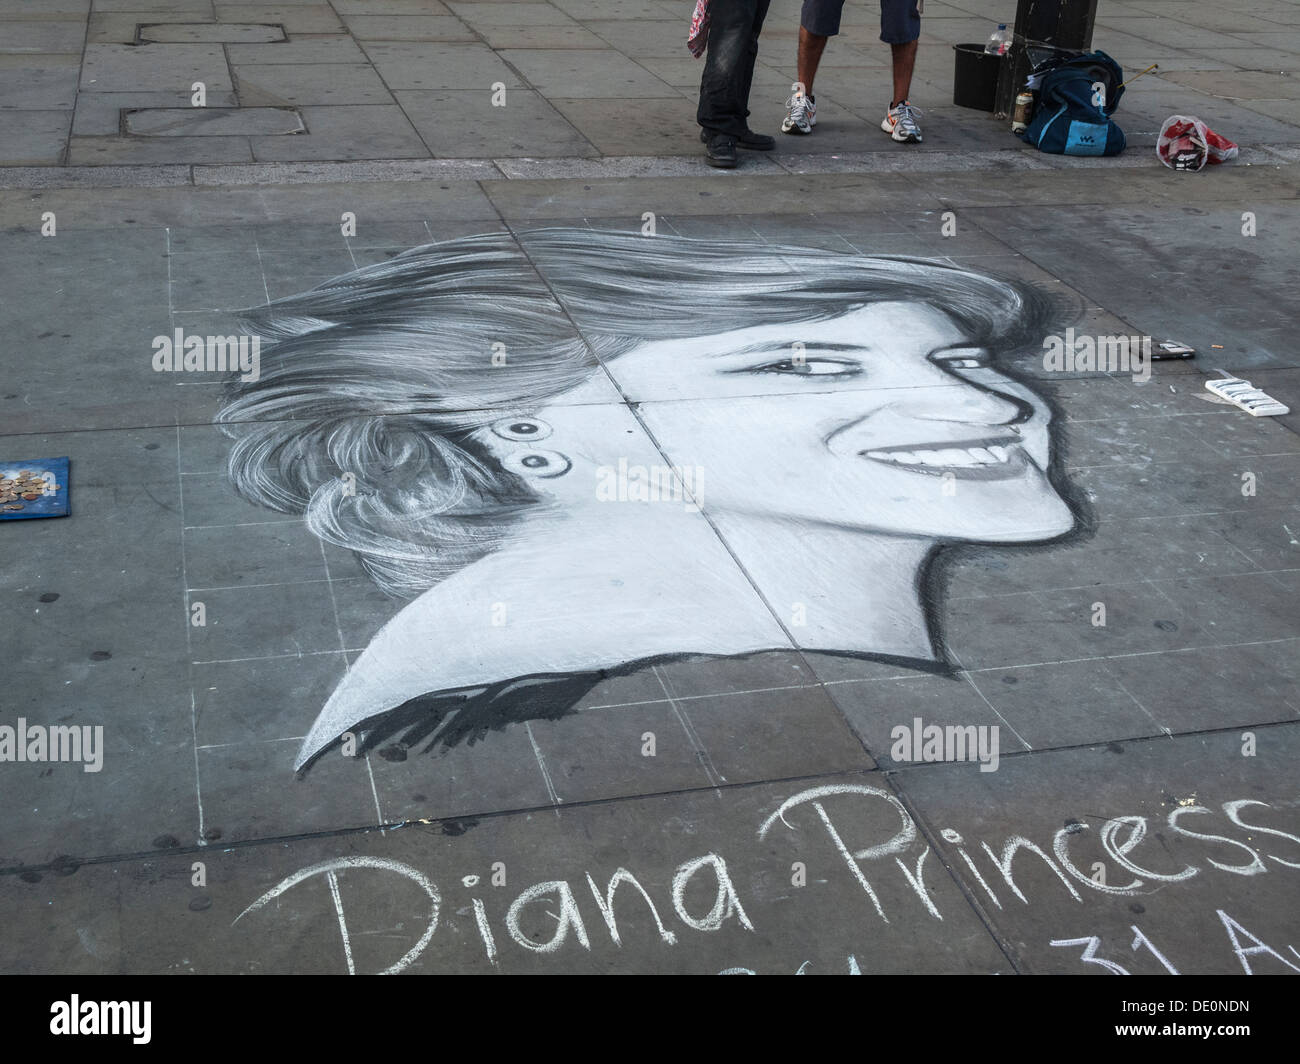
left=295, top=518, right=791, bottom=770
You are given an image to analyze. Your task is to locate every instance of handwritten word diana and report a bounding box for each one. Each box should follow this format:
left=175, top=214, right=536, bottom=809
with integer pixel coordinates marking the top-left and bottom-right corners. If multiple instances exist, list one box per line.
left=233, top=784, right=1300, bottom=973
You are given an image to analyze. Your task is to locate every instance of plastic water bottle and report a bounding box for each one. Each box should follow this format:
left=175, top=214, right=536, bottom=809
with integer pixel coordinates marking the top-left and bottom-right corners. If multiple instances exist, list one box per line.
left=985, top=24, right=1012, bottom=56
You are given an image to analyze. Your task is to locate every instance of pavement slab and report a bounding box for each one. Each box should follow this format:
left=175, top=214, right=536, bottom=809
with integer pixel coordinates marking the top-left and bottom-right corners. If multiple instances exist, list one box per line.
left=138, top=21, right=286, bottom=43
left=496, top=47, right=680, bottom=98
left=211, top=4, right=344, bottom=34
left=225, top=35, right=367, bottom=64
left=477, top=24, right=612, bottom=50
left=68, top=132, right=255, bottom=164
left=86, top=10, right=216, bottom=45
left=81, top=43, right=234, bottom=94
left=0, top=19, right=87, bottom=52
left=124, top=105, right=304, bottom=135
left=232, top=62, right=394, bottom=106
left=360, top=41, right=526, bottom=90
left=341, top=15, right=476, bottom=43
left=0, top=54, right=81, bottom=109
left=396, top=88, right=597, bottom=157
left=548, top=95, right=703, bottom=157
left=0, top=0, right=91, bottom=15
left=248, top=104, right=428, bottom=161
left=0, top=110, right=71, bottom=164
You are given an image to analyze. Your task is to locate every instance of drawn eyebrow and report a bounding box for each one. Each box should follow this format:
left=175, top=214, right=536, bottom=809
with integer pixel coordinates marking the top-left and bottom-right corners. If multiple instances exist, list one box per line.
left=716, top=342, right=870, bottom=359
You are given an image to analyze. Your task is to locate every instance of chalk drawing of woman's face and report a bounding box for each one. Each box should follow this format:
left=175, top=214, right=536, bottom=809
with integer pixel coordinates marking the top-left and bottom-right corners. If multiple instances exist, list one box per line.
left=533, top=301, right=1073, bottom=543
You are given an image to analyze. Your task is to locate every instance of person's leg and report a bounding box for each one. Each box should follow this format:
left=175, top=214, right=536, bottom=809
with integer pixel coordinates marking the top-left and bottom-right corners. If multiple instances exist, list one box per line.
left=890, top=39, right=918, bottom=107
left=736, top=0, right=772, bottom=123
left=879, top=0, right=923, bottom=141
left=783, top=0, right=841, bottom=134
left=797, top=25, right=829, bottom=96
left=698, top=0, right=764, bottom=137
left=795, top=0, right=843, bottom=95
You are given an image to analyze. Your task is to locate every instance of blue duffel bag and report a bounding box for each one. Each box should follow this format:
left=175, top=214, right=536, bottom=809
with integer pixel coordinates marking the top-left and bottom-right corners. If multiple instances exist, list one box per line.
left=1019, top=51, right=1126, bottom=156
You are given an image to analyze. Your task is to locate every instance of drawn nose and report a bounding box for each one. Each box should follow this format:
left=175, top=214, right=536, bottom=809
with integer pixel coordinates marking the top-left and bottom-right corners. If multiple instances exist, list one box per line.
left=824, top=377, right=1038, bottom=455
left=907, top=380, right=1035, bottom=429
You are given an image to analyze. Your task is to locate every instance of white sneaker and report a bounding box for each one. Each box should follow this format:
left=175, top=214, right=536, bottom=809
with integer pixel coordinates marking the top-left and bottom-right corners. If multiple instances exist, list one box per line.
left=781, top=89, right=816, bottom=134
left=882, top=100, right=923, bottom=143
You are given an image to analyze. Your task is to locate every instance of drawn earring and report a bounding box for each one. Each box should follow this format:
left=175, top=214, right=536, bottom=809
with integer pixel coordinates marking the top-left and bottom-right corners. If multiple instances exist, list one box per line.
left=491, top=417, right=552, bottom=442
left=503, top=449, right=571, bottom=479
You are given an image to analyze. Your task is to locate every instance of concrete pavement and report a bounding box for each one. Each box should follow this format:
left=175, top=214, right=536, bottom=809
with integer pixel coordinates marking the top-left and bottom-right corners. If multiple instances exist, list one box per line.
left=1, top=0, right=1299, bottom=976
left=3, top=0, right=1300, bottom=169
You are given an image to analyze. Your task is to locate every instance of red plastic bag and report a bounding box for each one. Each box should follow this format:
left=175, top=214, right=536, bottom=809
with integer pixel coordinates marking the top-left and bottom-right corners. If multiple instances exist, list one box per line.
left=1156, top=115, right=1239, bottom=171
left=688, top=0, right=710, bottom=58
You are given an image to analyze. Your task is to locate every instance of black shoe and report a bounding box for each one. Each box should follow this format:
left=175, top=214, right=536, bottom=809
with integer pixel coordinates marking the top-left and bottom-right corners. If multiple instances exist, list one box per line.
left=700, top=128, right=773, bottom=151
left=703, top=132, right=737, bottom=168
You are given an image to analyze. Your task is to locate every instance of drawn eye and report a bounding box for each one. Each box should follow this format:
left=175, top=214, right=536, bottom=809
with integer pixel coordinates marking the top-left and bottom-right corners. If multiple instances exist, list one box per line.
left=751, top=358, right=862, bottom=377
left=933, top=350, right=991, bottom=371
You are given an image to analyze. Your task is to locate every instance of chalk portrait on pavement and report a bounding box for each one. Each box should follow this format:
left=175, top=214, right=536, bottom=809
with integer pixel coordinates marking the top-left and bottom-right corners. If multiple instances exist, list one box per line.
left=218, top=229, right=1082, bottom=772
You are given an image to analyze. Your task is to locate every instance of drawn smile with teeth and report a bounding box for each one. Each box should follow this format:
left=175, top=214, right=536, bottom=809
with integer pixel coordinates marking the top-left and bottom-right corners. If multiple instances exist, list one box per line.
left=860, top=438, right=1028, bottom=474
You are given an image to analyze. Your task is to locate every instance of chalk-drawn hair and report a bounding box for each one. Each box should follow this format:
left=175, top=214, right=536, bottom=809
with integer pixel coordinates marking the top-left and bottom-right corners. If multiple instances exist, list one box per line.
left=220, top=229, right=1067, bottom=598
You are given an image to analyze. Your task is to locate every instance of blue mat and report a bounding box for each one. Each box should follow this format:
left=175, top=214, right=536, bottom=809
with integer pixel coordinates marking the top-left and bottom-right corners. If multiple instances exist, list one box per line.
left=0, top=457, right=69, bottom=520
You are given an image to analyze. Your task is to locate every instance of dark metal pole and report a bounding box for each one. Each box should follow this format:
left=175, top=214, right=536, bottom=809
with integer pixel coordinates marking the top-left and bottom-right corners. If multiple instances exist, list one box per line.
left=994, top=0, right=1098, bottom=118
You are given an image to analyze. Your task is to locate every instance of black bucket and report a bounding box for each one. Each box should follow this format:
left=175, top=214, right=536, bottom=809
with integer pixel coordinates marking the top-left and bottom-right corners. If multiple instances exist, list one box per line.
left=953, top=43, right=1002, bottom=111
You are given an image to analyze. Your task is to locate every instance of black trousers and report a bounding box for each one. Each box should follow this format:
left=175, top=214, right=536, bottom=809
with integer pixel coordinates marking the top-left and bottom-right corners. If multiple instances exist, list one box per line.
left=697, top=0, right=772, bottom=136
